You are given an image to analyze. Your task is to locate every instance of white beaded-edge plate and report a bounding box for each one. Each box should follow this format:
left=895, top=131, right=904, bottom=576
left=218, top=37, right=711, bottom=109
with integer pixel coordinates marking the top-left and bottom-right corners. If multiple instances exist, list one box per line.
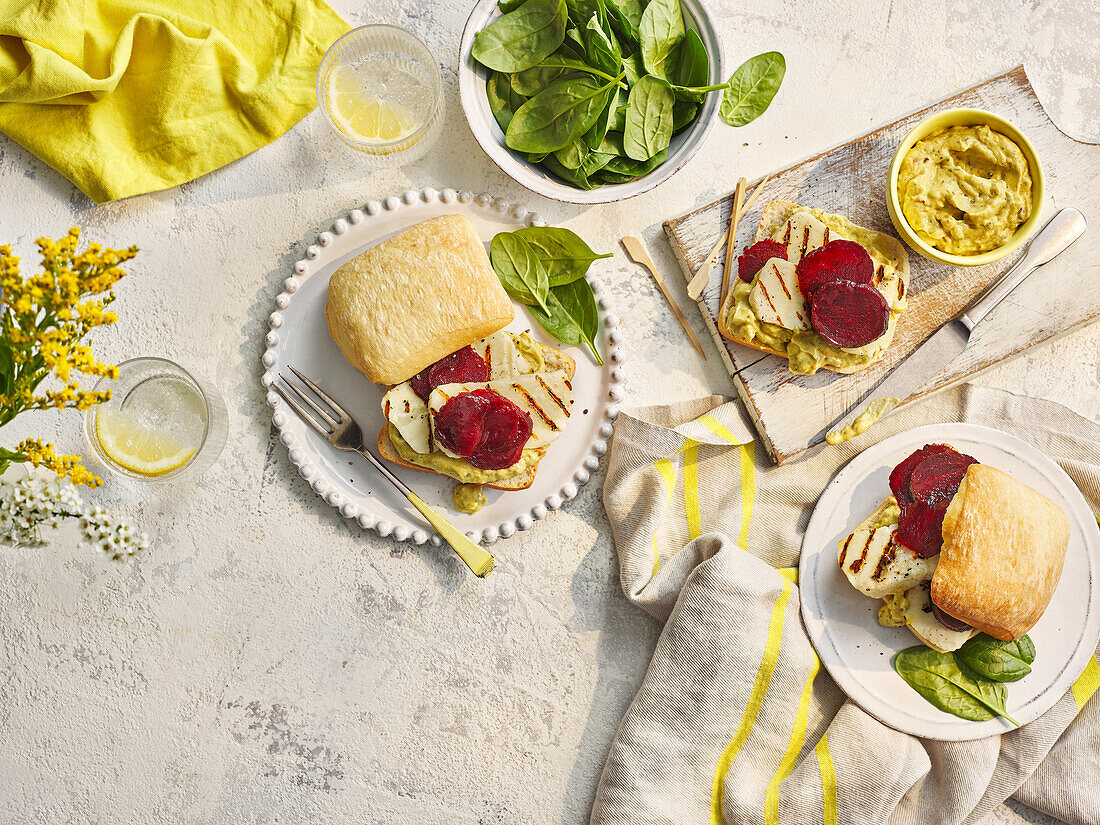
left=799, top=423, right=1100, bottom=741
left=261, top=188, right=623, bottom=546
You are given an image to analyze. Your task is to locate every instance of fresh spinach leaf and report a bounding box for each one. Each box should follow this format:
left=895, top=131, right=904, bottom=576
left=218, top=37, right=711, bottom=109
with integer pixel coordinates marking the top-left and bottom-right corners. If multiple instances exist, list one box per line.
left=609, top=0, right=643, bottom=30
left=583, top=11, right=622, bottom=76
left=621, top=52, right=644, bottom=86
left=486, top=71, right=528, bottom=132
left=719, top=51, right=786, bottom=127
left=579, top=147, right=615, bottom=177
left=498, top=0, right=528, bottom=11
left=564, top=25, right=587, bottom=54
left=505, top=73, right=621, bottom=153
left=604, top=0, right=641, bottom=48
left=583, top=85, right=619, bottom=150
left=624, top=74, right=675, bottom=161
left=639, top=0, right=684, bottom=79
left=603, top=146, right=668, bottom=176
left=671, top=99, right=697, bottom=131
left=472, top=0, right=569, bottom=73
left=894, top=645, right=1019, bottom=726
left=515, top=226, right=613, bottom=286
left=673, top=28, right=708, bottom=88
left=530, top=278, right=604, bottom=364
left=511, top=63, right=585, bottom=96
left=554, top=137, right=589, bottom=169
left=565, top=0, right=604, bottom=27
left=522, top=52, right=626, bottom=85
left=591, top=168, right=636, bottom=184
left=956, top=635, right=1036, bottom=683
left=542, top=153, right=598, bottom=188
left=489, top=233, right=551, bottom=312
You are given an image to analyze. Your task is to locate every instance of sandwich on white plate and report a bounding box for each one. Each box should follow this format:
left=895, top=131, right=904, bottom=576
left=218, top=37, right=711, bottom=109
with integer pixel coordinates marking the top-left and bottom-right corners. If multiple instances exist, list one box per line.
left=325, top=214, right=575, bottom=514
left=839, top=443, right=1070, bottom=652
left=718, top=199, right=911, bottom=375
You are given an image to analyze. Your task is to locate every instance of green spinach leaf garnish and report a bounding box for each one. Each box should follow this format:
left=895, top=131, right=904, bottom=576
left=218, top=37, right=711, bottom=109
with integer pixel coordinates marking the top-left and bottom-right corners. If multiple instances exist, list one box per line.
left=894, top=644, right=1020, bottom=726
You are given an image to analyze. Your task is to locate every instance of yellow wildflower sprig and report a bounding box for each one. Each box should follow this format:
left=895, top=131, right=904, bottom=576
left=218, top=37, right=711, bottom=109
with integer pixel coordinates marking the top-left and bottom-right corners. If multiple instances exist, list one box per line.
left=14, top=438, right=101, bottom=488
left=0, top=228, right=138, bottom=485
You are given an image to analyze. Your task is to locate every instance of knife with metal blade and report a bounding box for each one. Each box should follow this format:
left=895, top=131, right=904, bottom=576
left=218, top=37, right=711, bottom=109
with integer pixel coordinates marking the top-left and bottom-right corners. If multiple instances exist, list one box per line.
left=824, top=207, right=1087, bottom=445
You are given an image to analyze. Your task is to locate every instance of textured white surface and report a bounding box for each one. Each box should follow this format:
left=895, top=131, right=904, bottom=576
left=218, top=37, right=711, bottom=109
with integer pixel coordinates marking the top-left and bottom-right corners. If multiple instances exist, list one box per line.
left=0, top=0, right=1096, bottom=822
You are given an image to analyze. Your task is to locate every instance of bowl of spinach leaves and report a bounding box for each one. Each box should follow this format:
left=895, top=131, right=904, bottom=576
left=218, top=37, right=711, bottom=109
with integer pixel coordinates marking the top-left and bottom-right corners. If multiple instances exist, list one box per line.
left=460, top=0, right=784, bottom=204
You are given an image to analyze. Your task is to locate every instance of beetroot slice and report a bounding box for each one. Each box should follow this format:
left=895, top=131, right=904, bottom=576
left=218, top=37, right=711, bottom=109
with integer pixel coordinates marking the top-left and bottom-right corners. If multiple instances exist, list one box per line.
left=738, top=240, right=788, bottom=283
left=434, top=390, right=493, bottom=457
left=909, top=452, right=978, bottom=507
left=810, top=280, right=890, bottom=348
left=410, top=346, right=490, bottom=402
left=468, top=396, right=533, bottom=470
left=896, top=501, right=947, bottom=559
left=889, top=444, right=959, bottom=505
left=796, top=239, right=874, bottom=300
left=931, top=601, right=973, bottom=632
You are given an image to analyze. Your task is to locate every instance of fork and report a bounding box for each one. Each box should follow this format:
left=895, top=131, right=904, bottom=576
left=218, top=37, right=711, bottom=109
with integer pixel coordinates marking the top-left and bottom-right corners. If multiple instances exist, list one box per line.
left=272, top=366, right=496, bottom=578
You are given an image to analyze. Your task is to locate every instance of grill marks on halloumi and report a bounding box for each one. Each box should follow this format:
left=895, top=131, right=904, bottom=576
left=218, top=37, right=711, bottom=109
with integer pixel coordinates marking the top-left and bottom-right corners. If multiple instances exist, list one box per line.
left=779, top=212, right=832, bottom=265
left=839, top=524, right=938, bottom=599
left=748, top=259, right=809, bottom=331
left=428, top=371, right=574, bottom=459
left=382, top=330, right=555, bottom=458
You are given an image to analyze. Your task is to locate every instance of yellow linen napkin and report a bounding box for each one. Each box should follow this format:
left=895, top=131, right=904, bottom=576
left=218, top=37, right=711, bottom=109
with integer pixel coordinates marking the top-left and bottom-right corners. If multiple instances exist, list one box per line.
left=0, top=0, right=349, bottom=203
left=595, top=385, right=1100, bottom=825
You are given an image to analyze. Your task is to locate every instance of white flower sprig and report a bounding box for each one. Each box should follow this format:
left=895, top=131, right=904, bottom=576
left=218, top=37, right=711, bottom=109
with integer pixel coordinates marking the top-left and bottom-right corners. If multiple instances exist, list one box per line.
left=80, top=507, right=149, bottom=561
left=0, top=475, right=149, bottom=560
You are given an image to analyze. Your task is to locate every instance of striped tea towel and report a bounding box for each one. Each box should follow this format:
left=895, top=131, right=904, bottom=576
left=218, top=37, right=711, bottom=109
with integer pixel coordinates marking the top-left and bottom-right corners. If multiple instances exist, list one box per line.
left=593, top=385, right=1100, bottom=825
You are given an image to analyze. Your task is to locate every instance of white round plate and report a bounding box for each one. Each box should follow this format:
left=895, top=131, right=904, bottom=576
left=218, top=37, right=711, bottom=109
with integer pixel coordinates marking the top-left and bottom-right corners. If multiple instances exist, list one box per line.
left=799, top=423, right=1100, bottom=741
left=458, top=0, right=722, bottom=205
left=261, top=188, right=623, bottom=545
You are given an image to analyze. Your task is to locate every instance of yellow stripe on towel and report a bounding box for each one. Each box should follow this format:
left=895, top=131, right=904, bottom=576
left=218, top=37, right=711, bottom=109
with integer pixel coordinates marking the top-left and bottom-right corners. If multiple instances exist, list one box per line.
left=764, top=656, right=820, bottom=824
left=1071, top=655, right=1100, bottom=711
left=816, top=732, right=838, bottom=825
left=684, top=439, right=702, bottom=540
left=709, top=577, right=793, bottom=825
left=698, top=414, right=746, bottom=445
left=651, top=458, right=677, bottom=575
left=738, top=441, right=756, bottom=549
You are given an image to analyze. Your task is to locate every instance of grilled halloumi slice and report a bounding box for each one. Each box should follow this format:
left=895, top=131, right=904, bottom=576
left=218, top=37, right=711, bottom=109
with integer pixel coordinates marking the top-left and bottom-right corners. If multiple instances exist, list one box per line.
left=381, top=381, right=431, bottom=454
left=838, top=524, right=938, bottom=600
left=776, top=211, right=832, bottom=266
left=903, top=581, right=978, bottom=653
left=470, top=330, right=539, bottom=379
left=748, top=259, right=809, bottom=331
left=428, top=370, right=573, bottom=459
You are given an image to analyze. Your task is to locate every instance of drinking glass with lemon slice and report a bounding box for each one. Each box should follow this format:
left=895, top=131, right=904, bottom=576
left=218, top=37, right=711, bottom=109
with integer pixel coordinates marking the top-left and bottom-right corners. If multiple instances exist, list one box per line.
left=317, top=25, right=444, bottom=166
left=86, top=358, right=227, bottom=481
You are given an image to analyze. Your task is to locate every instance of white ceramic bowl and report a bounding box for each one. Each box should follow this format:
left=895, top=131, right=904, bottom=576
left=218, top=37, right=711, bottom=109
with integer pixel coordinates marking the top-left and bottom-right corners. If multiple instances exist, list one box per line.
left=458, top=0, right=723, bottom=205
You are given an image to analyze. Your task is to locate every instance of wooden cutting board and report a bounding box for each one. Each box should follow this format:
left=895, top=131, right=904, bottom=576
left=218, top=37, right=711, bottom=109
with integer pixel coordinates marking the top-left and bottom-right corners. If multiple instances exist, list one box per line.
left=663, top=66, right=1099, bottom=464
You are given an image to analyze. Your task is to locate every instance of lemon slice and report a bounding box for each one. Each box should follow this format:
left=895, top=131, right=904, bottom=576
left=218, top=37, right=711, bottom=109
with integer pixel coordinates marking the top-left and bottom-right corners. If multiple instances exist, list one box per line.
left=95, top=408, right=196, bottom=476
left=325, top=67, right=418, bottom=144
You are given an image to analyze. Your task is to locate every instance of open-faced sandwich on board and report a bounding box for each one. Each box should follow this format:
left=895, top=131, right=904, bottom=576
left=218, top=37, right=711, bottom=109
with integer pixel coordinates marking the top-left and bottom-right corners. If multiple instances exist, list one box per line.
left=839, top=444, right=1070, bottom=653
left=325, top=214, right=576, bottom=515
left=718, top=199, right=910, bottom=375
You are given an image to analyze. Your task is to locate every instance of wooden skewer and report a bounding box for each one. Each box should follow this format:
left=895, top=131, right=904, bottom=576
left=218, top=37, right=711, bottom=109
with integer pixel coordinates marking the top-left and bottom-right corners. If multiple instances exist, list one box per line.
left=685, top=172, right=774, bottom=302
left=620, top=235, right=707, bottom=360
left=720, top=178, right=747, bottom=308
left=737, top=171, right=772, bottom=226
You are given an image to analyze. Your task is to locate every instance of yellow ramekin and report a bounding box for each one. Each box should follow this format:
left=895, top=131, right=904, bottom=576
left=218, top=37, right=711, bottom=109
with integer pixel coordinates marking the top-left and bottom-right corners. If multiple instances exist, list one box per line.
left=886, top=108, right=1044, bottom=267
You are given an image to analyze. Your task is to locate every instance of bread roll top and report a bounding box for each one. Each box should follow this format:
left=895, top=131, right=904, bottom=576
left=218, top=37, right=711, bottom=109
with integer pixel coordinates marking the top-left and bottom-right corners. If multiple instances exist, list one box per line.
left=932, top=464, right=1070, bottom=641
left=326, top=214, right=513, bottom=385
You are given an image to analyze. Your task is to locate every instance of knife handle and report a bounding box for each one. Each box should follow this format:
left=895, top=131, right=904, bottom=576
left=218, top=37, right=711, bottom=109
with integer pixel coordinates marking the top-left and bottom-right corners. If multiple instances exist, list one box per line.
left=960, top=208, right=1086, bottom=331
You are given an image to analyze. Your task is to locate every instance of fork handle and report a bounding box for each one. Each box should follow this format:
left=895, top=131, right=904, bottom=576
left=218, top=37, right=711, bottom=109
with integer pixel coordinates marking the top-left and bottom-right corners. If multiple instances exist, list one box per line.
left=407, top=493, right=496, bottom=578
